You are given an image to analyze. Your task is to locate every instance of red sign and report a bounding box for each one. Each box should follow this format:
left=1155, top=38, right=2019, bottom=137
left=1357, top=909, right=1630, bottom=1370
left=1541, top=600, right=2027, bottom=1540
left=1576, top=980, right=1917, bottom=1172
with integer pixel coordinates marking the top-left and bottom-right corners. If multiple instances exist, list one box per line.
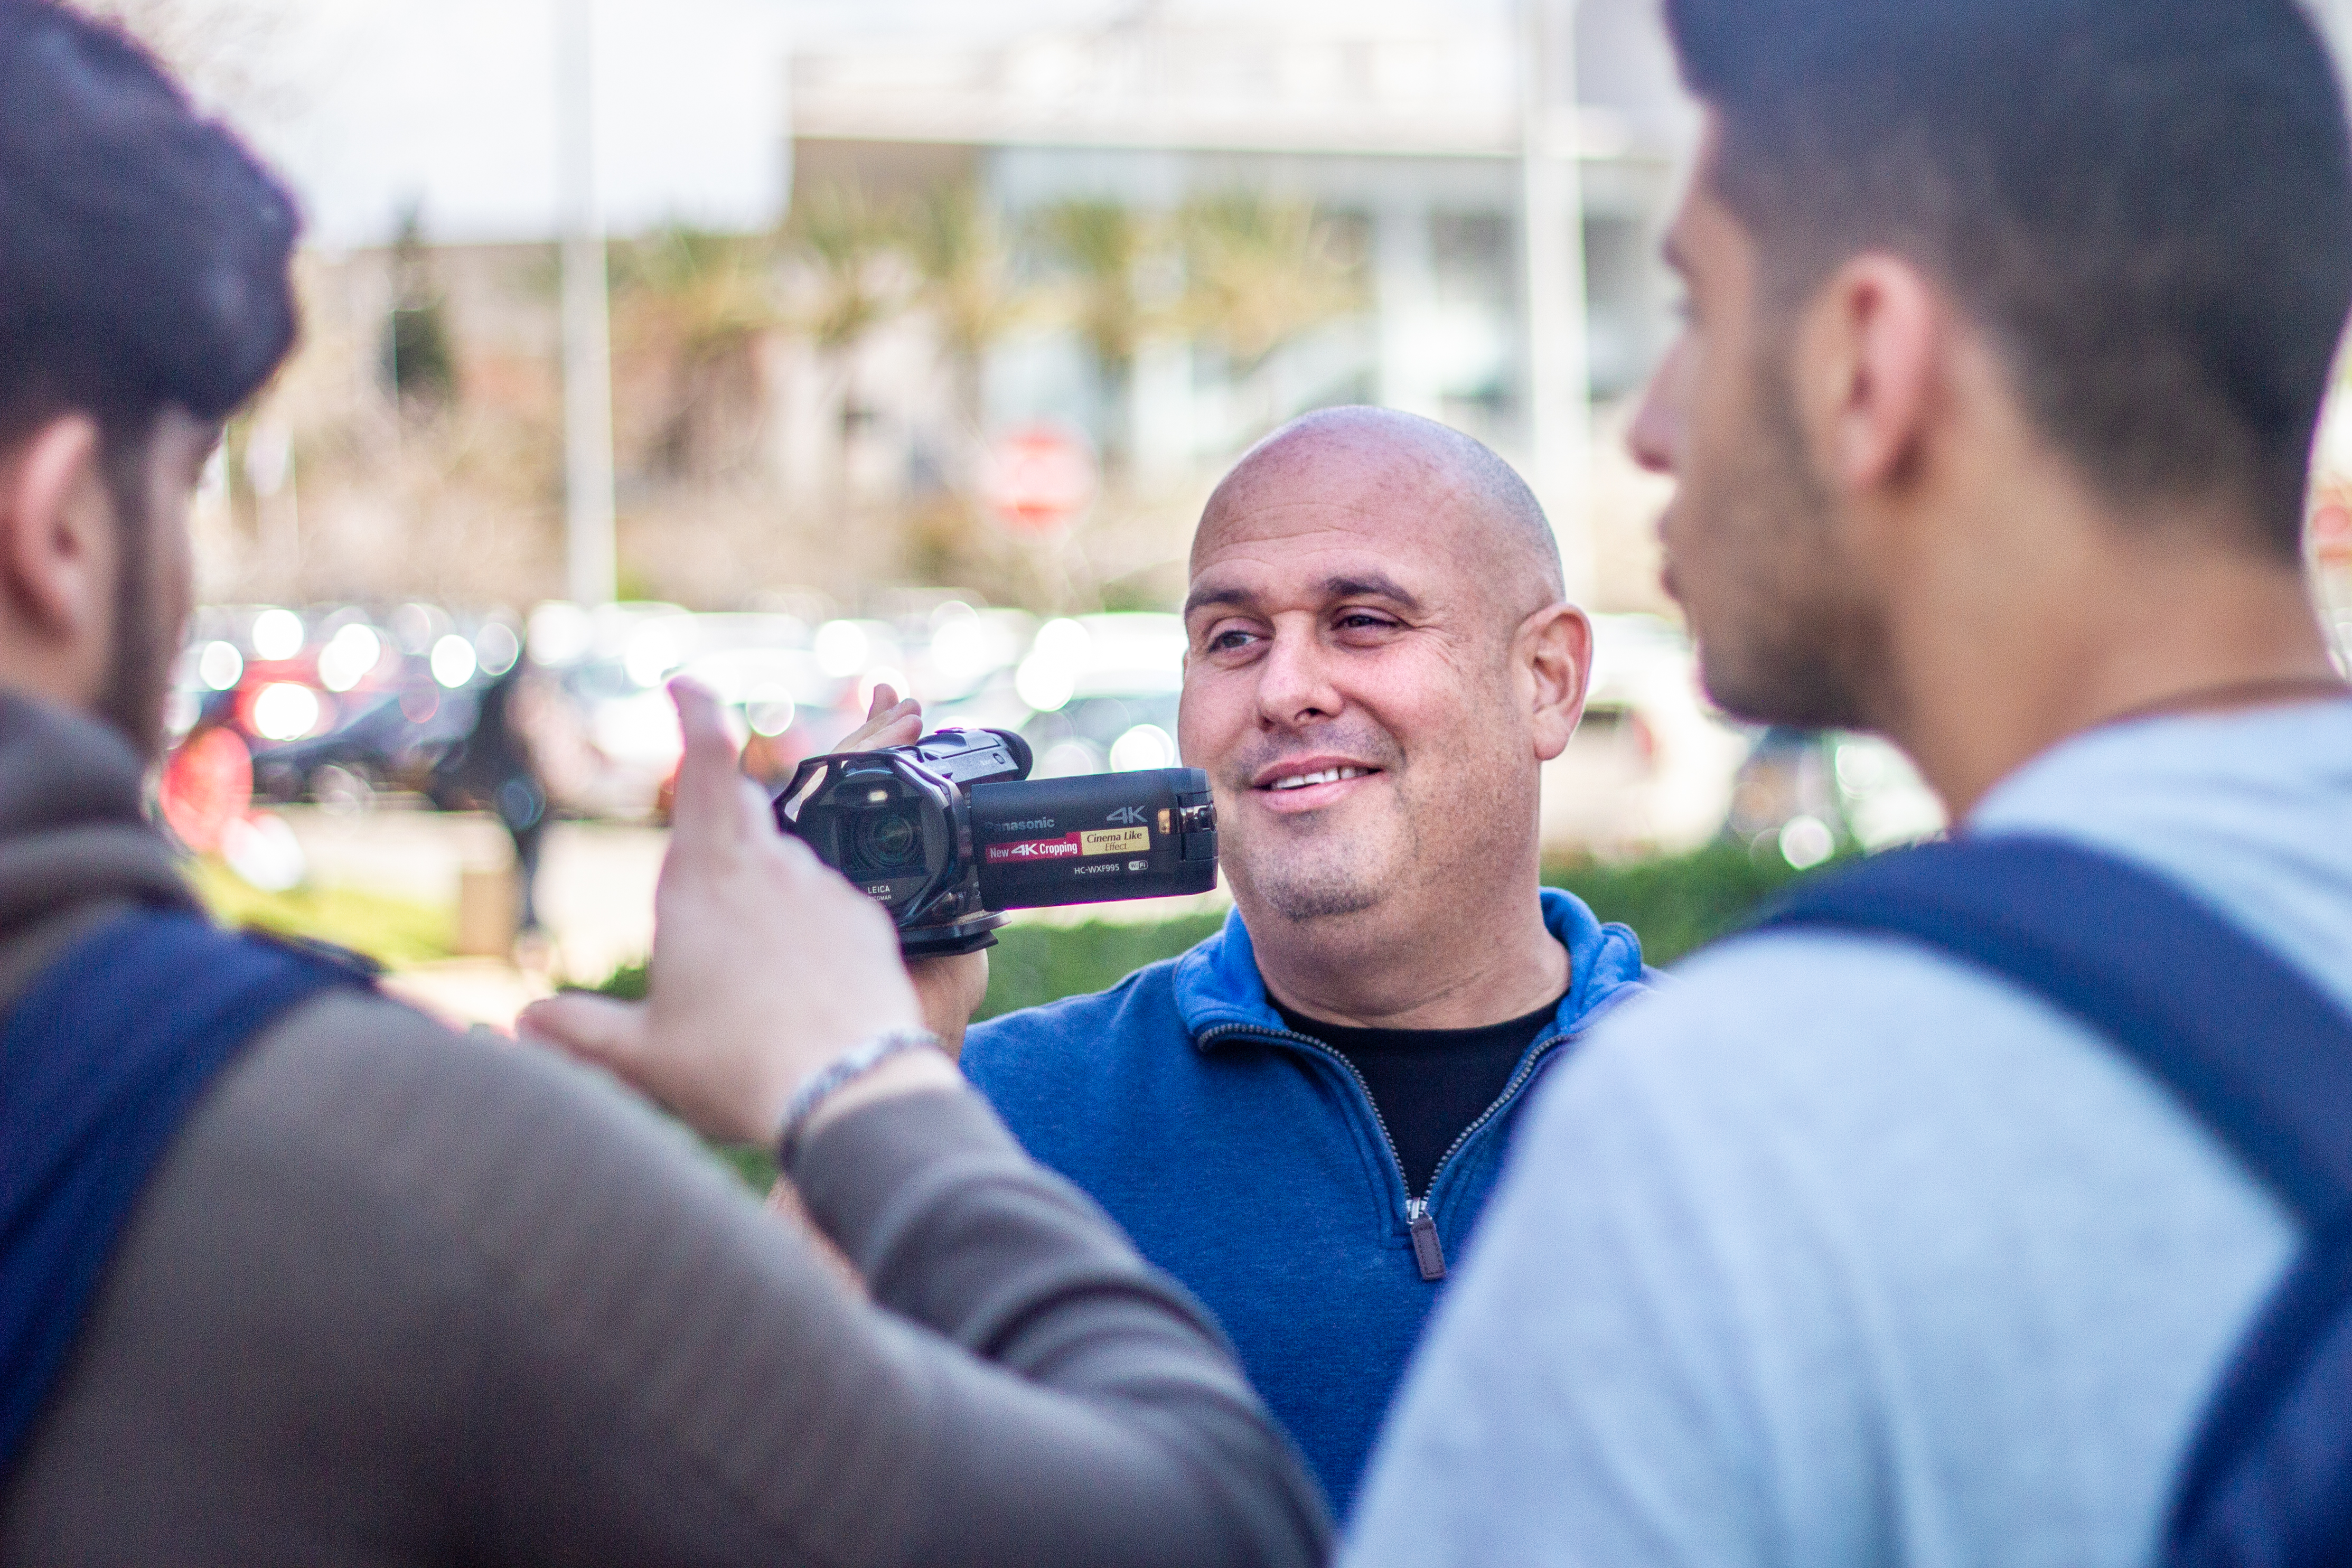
left=159, top=727, right=252, bottom=854
left=981, top=426, right=1098, bottom=535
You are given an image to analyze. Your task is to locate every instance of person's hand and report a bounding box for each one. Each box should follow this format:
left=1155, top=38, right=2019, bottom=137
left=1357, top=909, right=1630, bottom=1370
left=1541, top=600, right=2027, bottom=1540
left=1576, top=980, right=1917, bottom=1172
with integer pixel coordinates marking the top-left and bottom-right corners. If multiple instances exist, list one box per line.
left=828, top=683, right=991, bottom=1057
left=908, top=948, right=991, bottom=1057
left=836, top=680, right=924, bottom=752
left=519, top=680, right=952, bottom=1145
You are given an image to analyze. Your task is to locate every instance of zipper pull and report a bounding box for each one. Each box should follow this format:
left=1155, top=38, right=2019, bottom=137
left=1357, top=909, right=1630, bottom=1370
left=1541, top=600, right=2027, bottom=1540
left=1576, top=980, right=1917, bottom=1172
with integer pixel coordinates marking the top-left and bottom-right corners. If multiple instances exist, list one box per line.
left=1407, top=1198, right=1447, bottom=1281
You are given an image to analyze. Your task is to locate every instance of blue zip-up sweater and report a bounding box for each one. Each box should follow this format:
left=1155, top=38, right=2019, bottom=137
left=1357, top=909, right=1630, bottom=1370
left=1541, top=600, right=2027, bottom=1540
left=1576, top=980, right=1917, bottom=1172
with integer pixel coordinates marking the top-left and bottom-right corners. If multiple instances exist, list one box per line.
left=961, top=888, right=1652, bottom=1513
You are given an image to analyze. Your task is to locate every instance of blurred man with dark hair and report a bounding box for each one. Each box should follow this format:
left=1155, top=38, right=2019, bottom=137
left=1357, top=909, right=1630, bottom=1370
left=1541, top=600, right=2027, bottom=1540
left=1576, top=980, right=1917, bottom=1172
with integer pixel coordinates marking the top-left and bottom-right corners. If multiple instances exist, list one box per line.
left=1348, top=1, right=2352, bottom=1563
left=0, top=4, right=1326, bottom=1562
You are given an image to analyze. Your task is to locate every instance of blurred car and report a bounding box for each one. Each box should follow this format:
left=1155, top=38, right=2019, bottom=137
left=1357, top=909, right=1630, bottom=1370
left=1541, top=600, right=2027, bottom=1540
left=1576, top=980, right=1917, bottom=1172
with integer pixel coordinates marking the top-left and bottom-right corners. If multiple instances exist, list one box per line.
left=1726, top=726, right=1946, bottom=867
left=906, top=602, right=1038, bottom=708
left=1022, top=692, right=1184, bottom=776
left=1539, top=615, right=1749, bottom=858
left=527, top=603, right=855, bottom=818
left=675, top=644, right=844, bottom=789
left=167, top=603, right=528, bottom=811
left=1007, top=614, right=1187, bottom=777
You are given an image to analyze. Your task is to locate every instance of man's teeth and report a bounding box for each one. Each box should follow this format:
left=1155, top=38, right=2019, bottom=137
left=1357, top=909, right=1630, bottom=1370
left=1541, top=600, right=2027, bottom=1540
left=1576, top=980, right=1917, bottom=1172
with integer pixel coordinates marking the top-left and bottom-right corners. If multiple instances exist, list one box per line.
left=1270, top=766, right=1369, bottom=791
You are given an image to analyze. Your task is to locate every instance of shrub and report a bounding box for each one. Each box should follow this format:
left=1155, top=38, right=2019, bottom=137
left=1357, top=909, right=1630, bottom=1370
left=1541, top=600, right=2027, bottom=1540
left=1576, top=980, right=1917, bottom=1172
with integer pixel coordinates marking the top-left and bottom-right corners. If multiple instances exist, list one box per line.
left=188, top=858, right=454, bottom=968
left=1544, top=840, right=1839, bottom=967
left=585, top=842, right=1828, bottom=1014
left=977, top=912, right=1226, bottom=1020
left=581, top=840, right=1838, bottom=1190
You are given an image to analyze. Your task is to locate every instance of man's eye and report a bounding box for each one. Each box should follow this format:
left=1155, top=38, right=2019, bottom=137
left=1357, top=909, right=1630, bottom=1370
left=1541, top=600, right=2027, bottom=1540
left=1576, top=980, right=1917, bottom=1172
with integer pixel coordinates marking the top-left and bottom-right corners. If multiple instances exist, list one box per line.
left=1206, top=628, right=1258, bottom=653
left=1335, top=612, right=1395, bottom=632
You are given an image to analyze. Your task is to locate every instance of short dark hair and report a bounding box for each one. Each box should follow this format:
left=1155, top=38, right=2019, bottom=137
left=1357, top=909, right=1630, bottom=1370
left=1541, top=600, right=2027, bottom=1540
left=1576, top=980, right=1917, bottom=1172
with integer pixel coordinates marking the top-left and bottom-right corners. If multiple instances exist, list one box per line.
left=1664, top=0, right=2352, bottom=560
left=0, top=0, right=301, bottom=444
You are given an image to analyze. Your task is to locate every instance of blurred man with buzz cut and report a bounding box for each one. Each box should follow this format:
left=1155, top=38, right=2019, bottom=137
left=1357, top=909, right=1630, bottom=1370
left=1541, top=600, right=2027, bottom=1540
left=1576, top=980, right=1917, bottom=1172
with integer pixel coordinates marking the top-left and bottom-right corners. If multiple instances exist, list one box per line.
left=0, top=4, right=1329, bottom=1562
left=854, top=405, right=1655, bottom=1512
left=1347, top=1, right=2352, bottom=1563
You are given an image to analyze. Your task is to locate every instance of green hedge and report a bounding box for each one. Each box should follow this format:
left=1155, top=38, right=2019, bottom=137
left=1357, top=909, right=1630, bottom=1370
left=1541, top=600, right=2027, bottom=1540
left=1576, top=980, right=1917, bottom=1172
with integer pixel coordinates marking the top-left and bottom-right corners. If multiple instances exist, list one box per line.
left=1544, top=839, right=1838, bottom=969
left=584, top=915, right=1226, bottom=1022
left=189, top=857, right=454, bottom=968
left=593, top=839, right=1827, bottom=1017
left=977, top=913, right=1226, bottom=1019
left=587, top=839, right=1833, bottom=1189
left=967, top=840, right=1833, bottom=1014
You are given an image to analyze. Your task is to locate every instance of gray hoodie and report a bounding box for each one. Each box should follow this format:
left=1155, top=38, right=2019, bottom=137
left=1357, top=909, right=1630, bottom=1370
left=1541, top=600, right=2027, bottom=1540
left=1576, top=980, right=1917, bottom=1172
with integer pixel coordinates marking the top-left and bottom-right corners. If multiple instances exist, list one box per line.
left=0, top=694, right=1329, bottom=1568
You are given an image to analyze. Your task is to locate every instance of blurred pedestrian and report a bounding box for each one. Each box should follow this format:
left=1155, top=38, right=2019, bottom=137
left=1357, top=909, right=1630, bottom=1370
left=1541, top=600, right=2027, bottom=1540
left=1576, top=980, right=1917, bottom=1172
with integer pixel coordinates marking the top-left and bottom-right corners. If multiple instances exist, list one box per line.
left=0, top=6, right=1327, bottom=1562
left=432, top=649, right=551, bottom=937
left=1348, top=2, right=2352, bottom=1564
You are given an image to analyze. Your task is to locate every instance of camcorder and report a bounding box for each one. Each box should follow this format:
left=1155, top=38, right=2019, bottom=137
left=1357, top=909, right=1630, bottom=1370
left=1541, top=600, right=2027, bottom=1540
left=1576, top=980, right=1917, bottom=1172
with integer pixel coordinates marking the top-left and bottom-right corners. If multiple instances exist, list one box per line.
left=774, top=728, right=1218, bottom=957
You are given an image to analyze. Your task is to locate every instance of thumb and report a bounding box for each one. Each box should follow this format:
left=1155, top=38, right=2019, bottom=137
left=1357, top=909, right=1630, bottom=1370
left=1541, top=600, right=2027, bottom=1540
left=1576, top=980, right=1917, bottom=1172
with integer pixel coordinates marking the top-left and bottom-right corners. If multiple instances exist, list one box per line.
left=519, top=992, right=653, bottom=1075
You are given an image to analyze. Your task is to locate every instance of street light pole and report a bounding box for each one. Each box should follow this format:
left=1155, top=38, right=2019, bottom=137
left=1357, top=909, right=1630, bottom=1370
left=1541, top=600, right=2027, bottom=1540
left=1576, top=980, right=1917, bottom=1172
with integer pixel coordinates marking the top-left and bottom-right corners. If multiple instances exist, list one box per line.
left=1519, top=0, right=1594, bottom=603
left=558, top=0, right=617, bottom=607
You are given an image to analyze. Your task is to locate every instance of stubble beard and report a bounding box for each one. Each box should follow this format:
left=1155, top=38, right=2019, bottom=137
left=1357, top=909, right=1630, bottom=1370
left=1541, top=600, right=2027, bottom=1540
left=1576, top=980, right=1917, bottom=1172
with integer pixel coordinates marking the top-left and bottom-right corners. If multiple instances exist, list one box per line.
left=95, top=439, right=174, bottom=765
left=1224, top=727, right=1412, bottom=923
left=1249, top=836, right=1393, bottom=922
left=1688, top=337, right=1889, bottom=732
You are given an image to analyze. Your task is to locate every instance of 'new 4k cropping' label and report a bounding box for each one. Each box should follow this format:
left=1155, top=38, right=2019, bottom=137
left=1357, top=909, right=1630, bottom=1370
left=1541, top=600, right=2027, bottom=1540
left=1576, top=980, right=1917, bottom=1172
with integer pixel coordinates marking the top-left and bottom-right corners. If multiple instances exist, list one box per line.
left=983, top=826, right=1150, bottom=864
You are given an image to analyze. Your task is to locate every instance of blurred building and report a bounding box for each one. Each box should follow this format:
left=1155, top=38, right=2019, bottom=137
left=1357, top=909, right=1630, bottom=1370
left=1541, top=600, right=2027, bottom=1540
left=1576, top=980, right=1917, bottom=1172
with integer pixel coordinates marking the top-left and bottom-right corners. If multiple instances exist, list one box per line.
left=790, top=0, right=1694, bottom=587
left=216, top=0, right=1695, bottom=618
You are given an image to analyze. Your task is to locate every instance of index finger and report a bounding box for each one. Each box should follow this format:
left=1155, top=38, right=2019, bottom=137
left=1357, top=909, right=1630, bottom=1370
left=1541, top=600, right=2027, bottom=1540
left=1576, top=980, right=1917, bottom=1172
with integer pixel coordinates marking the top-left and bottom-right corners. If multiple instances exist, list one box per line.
left=667, top=679, right=758, bottom=853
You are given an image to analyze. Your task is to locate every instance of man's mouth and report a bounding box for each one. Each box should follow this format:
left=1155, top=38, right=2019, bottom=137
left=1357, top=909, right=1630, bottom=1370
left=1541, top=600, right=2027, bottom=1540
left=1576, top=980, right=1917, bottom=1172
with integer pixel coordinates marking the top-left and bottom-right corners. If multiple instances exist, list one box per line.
left=1252, top=759, right=1382, bottom=794
left=1267, top=765, right=1372, bottom=791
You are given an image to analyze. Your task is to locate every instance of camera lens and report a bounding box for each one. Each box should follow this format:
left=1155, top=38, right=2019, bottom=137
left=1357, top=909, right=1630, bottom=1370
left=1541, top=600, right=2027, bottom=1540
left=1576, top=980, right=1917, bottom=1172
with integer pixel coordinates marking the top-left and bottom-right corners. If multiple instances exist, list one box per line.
left=854, top=808, right=922, bottom=871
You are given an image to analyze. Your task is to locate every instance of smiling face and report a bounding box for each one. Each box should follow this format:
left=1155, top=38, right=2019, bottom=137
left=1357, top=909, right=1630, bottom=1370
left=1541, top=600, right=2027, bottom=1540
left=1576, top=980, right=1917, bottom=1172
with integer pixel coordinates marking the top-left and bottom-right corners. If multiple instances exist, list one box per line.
left=1178, top=409, right=1585, bottom=934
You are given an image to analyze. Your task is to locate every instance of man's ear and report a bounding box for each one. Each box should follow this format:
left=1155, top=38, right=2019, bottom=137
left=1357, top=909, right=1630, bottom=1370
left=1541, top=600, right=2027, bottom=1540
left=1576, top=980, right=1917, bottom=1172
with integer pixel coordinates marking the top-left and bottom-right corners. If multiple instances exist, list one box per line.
left=1521, top=604, right=1592, bottom=763
left=1794, top=253, right=1943, bottom=500
left=0, top=414, right=113, bottom=644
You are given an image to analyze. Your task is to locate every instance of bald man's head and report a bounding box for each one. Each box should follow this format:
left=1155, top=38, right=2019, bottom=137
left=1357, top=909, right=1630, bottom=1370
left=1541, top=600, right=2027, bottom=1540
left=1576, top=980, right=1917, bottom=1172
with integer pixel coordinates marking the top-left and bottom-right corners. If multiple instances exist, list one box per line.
left=1194, top=406, right=1566, bottom=624
left=1178, top=404, right=1592, bottom=945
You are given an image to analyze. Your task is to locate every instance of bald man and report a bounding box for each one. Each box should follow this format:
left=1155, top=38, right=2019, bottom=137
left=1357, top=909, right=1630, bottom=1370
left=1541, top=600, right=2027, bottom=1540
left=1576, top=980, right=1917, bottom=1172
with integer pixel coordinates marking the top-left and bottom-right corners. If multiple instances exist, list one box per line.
left=952, top=407, right=1656, bottom=1510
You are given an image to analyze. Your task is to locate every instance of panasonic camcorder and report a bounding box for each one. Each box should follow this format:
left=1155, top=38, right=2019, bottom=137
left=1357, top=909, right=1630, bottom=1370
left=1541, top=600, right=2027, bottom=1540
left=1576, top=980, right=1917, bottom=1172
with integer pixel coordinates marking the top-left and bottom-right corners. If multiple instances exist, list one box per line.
left=773, top=727, right=1218, bottom=956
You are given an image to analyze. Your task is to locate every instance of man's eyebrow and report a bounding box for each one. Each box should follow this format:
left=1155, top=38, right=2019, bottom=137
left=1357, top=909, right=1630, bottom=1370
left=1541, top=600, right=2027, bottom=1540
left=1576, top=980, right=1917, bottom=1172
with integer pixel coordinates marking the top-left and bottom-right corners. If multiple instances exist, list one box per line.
left=1183, top=573, right=1425, bottom=619
left=1183, top=583, right=1257, bottom=619
left=1323, top=573, right=1423, bottom=613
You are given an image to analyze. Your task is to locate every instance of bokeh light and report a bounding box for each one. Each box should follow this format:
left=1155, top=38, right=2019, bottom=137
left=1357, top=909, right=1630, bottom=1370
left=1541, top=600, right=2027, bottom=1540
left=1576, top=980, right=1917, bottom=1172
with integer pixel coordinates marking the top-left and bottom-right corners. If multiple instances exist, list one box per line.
left=198, top=640, right=244, bottom=692
left=431, top=634, right=479, bottom=689
left=251, top=682, right=322, bottom=742
left=250, top=608, right=304, bottom=662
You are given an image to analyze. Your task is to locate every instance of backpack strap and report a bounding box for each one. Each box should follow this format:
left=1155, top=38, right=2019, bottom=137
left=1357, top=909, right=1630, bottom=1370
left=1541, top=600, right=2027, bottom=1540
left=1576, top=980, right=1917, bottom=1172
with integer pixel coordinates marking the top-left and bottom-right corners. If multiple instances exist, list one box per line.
left=1757, top=835, right=2352, bottom=1223
left=1754, top=835, right=2352, bottom=1562
left=0, top=908, right=371, bottom=1477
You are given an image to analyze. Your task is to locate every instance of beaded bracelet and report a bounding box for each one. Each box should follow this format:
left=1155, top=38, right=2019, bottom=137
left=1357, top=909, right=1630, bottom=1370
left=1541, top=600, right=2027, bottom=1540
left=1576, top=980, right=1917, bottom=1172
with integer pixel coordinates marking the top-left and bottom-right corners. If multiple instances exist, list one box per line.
left=774, top=1027, right=944, bottom=1166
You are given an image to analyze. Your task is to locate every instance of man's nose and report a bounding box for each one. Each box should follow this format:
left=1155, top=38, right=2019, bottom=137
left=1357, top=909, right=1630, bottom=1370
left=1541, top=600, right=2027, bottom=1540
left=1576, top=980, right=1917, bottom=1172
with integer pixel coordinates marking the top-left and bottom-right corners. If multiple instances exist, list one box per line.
left=1626, top=337, right=1687, bottom=476
left=1254, top=623, right=1344, bottom=729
